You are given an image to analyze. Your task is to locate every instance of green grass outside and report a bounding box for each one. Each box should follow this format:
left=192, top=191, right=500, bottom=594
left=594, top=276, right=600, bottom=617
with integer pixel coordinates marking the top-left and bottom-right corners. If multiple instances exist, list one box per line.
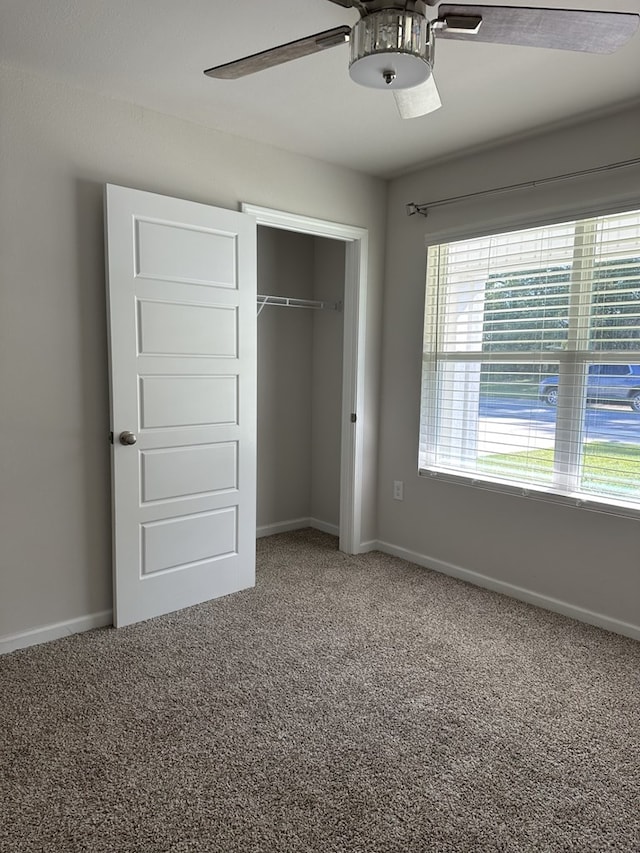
left=479, top=441, right=640, bottom=496
left=480, top=379, right=540, bottom=399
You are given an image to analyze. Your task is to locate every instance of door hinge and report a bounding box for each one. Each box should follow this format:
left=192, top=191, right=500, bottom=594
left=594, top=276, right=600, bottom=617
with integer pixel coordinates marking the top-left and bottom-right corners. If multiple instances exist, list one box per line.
left=350, top=413, right=357, bottom=423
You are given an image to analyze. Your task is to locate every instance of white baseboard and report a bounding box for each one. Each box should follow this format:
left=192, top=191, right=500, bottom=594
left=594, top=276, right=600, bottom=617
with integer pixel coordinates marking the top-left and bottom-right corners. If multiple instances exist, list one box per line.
left=256, top=518, right=312, bottom=538
left=257, top=517, right=339, bottom=539
left=3, top=521, right=341, bottom=656
left=374, top=540, right=640, bottom=642
left=308, top=518, right=339, bottom=537
left=10, top=539, right=629, bottom=657
left=0, top=609, right=113, bottom=656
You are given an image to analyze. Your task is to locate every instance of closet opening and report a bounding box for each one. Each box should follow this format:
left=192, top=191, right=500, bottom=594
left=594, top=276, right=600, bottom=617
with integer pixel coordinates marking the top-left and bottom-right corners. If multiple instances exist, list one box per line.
left=243, top=203, right=368, bottom=555
left=256, top=226, right=345, bottom=542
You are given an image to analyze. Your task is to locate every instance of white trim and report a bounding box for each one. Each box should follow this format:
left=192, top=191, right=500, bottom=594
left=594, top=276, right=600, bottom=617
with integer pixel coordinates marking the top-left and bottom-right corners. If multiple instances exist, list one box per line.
left=308, top=518, right=340, bottom=537
left=357, top=539, right=379, bottom=553
left=419, top=467, right=640, bottom=521
left=339, top=237, right=368, bottom=553
left=0, top=610, right=113, bottom=656
left=256, top=517, right=339, bottom=539
left=374, top=540, right=640, bottom=641
left=256, top=518, right=312, bottom=538
left=242, top=203, right=369, bottom=555
left=6, top=539, right=636, bottom=658
left=241, top=204, right=368, bottom=243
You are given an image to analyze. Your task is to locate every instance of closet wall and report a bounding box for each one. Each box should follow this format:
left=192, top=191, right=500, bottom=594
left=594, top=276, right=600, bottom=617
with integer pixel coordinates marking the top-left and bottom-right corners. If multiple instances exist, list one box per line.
left=310, top=237, right=345, bottom=528
left=257, top=226, right=345, bottom=534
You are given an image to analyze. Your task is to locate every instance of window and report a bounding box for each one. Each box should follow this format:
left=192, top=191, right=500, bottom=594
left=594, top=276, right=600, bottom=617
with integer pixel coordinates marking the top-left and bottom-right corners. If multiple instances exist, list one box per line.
left=419, top=208, right=640, bottom=513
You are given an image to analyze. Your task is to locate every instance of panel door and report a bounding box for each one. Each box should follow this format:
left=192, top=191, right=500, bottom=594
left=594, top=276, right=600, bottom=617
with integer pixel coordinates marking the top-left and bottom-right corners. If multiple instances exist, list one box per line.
left=105, top=184, right=257, bottom=627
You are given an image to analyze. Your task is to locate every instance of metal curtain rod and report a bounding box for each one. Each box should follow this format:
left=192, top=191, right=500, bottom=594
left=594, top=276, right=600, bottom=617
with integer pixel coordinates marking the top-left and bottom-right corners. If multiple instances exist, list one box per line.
left=406, top=156, right=640, bottom=218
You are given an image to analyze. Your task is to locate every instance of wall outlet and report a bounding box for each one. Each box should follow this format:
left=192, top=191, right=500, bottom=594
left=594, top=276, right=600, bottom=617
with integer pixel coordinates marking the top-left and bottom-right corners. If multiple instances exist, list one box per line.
left=393, top=480, right=404, bottom=501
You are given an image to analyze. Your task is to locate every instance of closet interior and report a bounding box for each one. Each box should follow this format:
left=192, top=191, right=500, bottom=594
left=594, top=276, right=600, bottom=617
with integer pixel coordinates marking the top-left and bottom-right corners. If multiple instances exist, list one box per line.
left=256, top=225, right=346, bottom=537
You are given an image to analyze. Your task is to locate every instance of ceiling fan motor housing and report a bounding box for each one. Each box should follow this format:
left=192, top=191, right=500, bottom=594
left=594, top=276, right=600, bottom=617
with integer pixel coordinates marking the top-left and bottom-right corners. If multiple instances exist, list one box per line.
left=349, top=10, right=434, bottom=89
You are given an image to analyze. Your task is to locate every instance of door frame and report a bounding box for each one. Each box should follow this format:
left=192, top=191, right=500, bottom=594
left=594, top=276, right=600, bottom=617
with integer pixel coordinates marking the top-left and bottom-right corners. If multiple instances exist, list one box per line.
left=242, top=203, right=368, bottom=555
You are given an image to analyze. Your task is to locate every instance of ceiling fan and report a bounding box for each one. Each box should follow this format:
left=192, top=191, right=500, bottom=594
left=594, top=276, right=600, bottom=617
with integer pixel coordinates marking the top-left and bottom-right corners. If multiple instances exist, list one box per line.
left=204, top=0, right=639, bottom=119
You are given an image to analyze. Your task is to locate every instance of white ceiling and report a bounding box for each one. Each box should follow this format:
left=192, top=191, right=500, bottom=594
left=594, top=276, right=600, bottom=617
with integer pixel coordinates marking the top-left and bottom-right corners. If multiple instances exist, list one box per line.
left=2, top=0, right=639, bottom=177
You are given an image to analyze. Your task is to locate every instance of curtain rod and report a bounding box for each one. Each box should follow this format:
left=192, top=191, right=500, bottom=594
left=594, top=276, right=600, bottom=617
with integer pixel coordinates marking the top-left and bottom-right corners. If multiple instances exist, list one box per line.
left=406, top=156, right=640, bottom=218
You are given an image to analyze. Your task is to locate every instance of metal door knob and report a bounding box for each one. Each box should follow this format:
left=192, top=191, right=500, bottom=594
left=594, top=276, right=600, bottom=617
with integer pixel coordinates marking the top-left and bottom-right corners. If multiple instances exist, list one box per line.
left=119, top=430, right=137, bottom=446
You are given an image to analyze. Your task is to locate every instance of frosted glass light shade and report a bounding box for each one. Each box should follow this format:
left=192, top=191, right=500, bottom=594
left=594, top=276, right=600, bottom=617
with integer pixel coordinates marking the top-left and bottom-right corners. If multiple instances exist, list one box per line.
left=349, top=11, right=434, bottom=90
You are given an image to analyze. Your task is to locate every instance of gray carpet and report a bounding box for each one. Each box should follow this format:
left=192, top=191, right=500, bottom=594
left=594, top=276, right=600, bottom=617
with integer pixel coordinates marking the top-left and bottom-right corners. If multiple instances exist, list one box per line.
left=1, top=529, right=638, bottom=853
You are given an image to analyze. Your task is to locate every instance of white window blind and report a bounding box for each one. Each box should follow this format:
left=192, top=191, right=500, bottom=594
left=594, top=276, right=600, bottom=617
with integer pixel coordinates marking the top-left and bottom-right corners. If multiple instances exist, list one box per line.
left=419, top=208, right=640, bottom=511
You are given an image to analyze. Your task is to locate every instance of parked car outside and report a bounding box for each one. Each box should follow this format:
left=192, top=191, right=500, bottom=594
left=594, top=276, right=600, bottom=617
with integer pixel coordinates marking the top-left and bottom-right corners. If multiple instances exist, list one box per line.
left=539, top=364, right=640, bottom=412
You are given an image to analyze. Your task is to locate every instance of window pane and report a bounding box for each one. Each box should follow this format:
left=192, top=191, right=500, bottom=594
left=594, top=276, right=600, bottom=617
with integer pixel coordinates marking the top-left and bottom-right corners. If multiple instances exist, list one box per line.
left=437, top=225, right=575, bottom=355
left=421, top=207, right=640, bottom=511
left=580, top=362, right=640, bottom=503
left=427, top=362, right=558, bottom=488
left=483, top=270, right=569, bottom=354
left=589, top=213, right=640, bottom=352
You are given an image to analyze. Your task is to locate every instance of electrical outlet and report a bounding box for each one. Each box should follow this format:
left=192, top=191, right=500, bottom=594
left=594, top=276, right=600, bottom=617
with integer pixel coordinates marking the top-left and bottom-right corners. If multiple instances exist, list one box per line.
left=393, top=480, right=404, bottom=501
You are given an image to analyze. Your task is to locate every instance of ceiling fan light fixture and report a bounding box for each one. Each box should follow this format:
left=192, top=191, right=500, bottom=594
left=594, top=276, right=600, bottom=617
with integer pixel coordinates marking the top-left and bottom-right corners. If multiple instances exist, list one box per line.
left=349, top=10, right=434, bottom=90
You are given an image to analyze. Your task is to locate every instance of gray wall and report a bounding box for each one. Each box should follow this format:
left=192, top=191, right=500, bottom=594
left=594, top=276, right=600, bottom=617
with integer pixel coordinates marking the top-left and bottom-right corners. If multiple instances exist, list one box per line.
left=311, top=237, right=345, bottom=528
left=0, top=64, right=386, bottom=641
left=256, top=228, right=344, bottom=531
left=256, top=228, right=314, bottom=528
left=378, top=102, right=640, bottom=635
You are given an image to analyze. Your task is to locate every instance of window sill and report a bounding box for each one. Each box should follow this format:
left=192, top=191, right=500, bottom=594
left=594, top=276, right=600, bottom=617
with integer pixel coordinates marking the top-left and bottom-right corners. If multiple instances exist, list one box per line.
left=418, top=466, right=640, bottom=521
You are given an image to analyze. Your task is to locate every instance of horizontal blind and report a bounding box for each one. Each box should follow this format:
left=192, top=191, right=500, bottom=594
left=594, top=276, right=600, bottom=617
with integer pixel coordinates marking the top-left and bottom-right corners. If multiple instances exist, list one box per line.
left=420, top=209, right=640, bottom=508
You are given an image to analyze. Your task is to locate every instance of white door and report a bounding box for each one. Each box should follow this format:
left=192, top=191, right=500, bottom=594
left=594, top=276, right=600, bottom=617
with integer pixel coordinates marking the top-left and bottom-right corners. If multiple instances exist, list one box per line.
left=105, top=185, right=257, bottom=627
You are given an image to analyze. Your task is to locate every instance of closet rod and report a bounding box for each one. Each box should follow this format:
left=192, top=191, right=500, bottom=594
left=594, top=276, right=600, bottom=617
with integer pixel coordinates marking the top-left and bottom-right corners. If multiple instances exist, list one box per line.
left=257, top=294, right=342, bottom=316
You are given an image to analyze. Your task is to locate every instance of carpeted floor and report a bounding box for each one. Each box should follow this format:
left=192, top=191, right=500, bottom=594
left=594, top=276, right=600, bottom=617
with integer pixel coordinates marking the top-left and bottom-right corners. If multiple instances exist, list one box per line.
left=1, top=529, right=639, bottom=852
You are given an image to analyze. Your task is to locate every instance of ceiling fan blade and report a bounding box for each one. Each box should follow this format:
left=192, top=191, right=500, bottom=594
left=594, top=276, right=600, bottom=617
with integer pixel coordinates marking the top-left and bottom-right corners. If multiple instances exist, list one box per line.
left=324, top=0, right=360, bottom=7
left=435, top=6, right=640, bottom=54
left=394, top=76, right=442, bottom=119
left=204, top=26, right=351, bottom=79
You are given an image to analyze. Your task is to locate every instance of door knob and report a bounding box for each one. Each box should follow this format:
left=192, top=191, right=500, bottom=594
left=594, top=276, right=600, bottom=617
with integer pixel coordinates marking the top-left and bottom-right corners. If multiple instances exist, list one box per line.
left=119, top=430, right=137, bottom=446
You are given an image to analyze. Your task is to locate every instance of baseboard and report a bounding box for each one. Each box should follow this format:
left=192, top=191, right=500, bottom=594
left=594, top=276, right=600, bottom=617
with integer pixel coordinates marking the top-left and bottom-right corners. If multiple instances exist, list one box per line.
left=256, top=518, right=311, bottom=538
left=11, top=540, right=628, bottom=656
left=308, top=518, right=339, bottom=537
left=374, top=540, right=640, bottom=642
left=257, top=517, right=339, bottom=539
left=0, top=609, right=113, bottom=656
left=4, top=521, right=340, bottom=655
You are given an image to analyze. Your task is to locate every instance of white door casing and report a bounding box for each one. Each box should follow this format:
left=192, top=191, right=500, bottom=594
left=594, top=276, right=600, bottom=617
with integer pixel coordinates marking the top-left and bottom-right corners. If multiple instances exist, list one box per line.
left=105, top=185, right=257, bottom=627
left=241, top=203, right=368, bottom=555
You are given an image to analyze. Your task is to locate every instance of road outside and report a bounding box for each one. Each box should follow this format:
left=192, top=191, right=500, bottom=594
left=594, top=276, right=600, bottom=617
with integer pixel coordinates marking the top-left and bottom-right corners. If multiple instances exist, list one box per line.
left=477, top=396, right=640, bottom=455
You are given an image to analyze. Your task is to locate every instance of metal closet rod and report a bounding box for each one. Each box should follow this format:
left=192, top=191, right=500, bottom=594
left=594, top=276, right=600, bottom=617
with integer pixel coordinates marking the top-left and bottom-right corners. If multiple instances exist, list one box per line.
left=406, top=156, right=640, bottom=218
left=257, top=294, right=342, bottom=316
